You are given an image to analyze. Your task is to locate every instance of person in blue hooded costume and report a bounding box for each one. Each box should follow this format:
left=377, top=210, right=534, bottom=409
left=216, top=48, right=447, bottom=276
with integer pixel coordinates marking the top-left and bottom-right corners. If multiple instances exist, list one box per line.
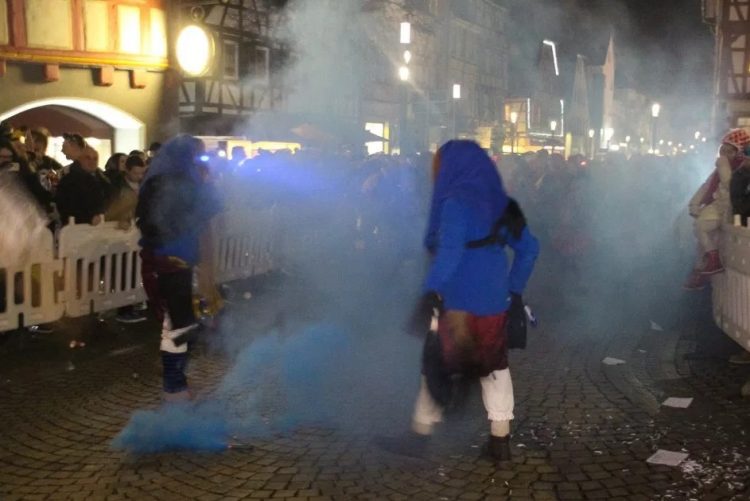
left=381, top=140, right=539, bottom=461
left=136, top=135, right=223, bottom=402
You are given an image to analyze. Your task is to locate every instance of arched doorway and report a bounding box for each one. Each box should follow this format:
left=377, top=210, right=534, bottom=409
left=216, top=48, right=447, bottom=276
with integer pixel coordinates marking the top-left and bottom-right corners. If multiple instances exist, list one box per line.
left=0, top=97, right=145, bottom=164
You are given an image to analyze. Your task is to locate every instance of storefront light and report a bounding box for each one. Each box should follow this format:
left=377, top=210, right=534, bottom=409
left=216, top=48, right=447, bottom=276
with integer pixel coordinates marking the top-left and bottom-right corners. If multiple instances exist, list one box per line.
left=176, top=25, right=214, bottom=76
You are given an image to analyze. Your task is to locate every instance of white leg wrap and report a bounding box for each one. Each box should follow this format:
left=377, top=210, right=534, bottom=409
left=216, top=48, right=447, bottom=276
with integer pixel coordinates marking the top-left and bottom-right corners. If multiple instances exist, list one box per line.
left=411, top=376, right=442, bottom=434
left=160, top=324, right=196, bottom=354
left=480, top=369, right=514, bottom=422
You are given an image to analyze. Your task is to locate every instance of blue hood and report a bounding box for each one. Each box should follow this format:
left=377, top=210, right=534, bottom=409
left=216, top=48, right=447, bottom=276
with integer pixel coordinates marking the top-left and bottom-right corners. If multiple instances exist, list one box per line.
left=425, top=140, right=508, bottom=250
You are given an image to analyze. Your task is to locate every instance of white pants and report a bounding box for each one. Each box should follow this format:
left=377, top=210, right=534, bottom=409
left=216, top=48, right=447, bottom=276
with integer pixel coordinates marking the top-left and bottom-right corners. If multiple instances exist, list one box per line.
left=412, top=369, right=514, bottom=432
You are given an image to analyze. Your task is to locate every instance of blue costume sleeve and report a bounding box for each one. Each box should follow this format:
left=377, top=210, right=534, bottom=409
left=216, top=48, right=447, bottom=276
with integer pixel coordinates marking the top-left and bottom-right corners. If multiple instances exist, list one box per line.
left=505, top=226, right=540, bottom=294
left=424, top=199, right=467, bottom=293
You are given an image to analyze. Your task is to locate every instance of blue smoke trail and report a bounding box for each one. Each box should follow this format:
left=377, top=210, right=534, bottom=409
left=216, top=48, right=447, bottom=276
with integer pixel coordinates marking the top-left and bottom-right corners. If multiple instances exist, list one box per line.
left=112, top=325, right=352, bottom=453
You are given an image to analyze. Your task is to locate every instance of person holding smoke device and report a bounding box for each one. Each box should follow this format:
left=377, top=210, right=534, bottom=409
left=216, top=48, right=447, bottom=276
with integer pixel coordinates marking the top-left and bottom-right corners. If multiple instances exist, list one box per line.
left=379, top=140, right=539, bottom=462
left=136, top=135, right=223, bottom=402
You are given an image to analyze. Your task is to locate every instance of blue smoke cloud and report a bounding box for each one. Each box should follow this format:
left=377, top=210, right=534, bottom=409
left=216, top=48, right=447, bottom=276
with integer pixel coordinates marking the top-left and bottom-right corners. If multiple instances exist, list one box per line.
left=112, top=325, right=354, bottom=453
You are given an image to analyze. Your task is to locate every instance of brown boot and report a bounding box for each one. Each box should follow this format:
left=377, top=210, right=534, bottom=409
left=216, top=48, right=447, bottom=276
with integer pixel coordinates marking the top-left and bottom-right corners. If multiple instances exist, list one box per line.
left=699, top=250, right=724, bottom=275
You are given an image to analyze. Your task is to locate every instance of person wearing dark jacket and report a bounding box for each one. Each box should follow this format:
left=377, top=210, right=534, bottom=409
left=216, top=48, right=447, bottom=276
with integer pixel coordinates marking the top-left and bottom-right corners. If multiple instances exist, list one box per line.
left=378, top=140, right=539, bottom=462
left=55, top=145, right=112, bottom=225
left=136, top=135, right=223, bottom=402
left=730, top=157, right=750, bottom=225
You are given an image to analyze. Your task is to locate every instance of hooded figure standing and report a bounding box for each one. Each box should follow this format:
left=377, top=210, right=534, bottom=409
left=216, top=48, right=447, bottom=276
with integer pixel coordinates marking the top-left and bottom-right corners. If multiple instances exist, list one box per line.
left=136, top=135, right=223, bottom=402
left=380, top=140, right=539, bottom=461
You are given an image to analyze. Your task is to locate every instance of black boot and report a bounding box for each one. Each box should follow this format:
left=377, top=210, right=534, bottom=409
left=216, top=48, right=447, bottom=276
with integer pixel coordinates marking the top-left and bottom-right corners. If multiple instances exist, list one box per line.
left=374, top=432, right=429, bottom=458
left=483, top=435, right=511, bottom=462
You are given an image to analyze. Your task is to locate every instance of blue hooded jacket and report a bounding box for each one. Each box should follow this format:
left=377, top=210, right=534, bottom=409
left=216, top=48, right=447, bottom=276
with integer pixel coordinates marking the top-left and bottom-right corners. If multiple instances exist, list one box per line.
left=424, top=141, right=539, bottom=315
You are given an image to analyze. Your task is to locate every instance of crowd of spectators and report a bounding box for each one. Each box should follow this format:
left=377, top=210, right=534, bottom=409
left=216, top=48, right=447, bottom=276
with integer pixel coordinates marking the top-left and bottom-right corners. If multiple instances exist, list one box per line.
left=0, top=122, right=160, bottom=326
left=3, top=121, right=750, bottom=385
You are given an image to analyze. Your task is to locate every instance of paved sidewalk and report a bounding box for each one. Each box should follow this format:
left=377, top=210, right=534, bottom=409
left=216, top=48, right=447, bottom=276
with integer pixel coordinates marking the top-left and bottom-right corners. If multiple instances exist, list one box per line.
left=0, top=269, right=748, bottom=500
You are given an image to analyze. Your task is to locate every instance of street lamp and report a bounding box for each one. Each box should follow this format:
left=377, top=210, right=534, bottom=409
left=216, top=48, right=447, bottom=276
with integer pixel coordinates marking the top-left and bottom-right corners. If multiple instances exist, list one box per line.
left=452, top=83, right=461, bottom=138
left=588, top=128, right=595, bottom=158
left=176, top=25, right=214, bottom=76
left=604, top=127, right=614, bottom=149
left=695, top=131, right=701, bottom=140
left=651, top=102, right=661, bottom=151
left=400, top=22, right=411, bottom=44
left=510, top=111, right=518, bottom=153
left=550, top=120, right=558, bottom=133
left=398, top=21, right=412, bottom=154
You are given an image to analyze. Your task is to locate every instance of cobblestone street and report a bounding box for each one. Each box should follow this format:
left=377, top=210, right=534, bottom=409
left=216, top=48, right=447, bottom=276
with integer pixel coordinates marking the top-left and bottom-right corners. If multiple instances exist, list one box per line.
left=1, top=264, right=749, bottom=501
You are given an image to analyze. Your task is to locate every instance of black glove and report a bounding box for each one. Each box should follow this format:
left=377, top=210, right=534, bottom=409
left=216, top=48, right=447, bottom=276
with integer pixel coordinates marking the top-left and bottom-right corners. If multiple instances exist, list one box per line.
left=407, top=291, right=443, bottom=337
left=507, top=293, right=527, bottom=350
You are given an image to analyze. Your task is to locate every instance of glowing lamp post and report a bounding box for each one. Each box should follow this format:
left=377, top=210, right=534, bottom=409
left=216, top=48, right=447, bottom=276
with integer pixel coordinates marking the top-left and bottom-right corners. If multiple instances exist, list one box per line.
left=650, top=102, right=661, bottom=152
left=176, top=25, right=214, bottom=76
left=397, top=21, right=412, bottom=154
left=588, top=128, right=595, bottom=158
left=510, top=111, right=518, bottom=153
left=400, top=22, right=411, bottom=44
left=604, top=127, right=614, bottom=150
left=451, top=83, right=461, bottom=139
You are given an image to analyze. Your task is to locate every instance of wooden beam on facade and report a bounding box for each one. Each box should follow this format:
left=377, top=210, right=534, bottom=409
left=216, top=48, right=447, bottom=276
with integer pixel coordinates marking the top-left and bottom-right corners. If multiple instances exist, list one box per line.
left=129, top=69, right=147, bottom=89
left=95, top=66, right=115, bottom=86
left=43, top=64, right=60, bottom=82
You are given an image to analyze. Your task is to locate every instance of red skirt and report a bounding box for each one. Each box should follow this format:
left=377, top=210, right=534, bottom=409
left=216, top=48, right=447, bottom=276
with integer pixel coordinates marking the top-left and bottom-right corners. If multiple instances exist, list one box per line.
left=437, top=310, right=509, bottom=376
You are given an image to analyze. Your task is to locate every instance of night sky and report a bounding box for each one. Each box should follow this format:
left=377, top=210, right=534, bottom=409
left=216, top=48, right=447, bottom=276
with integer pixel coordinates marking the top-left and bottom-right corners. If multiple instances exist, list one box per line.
left=507, top=0, right=714, bottom=97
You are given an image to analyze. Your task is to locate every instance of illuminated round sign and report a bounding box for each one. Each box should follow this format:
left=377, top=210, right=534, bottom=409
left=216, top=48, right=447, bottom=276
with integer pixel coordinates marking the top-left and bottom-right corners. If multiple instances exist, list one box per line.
left=176, top=25, right=214, bottom=76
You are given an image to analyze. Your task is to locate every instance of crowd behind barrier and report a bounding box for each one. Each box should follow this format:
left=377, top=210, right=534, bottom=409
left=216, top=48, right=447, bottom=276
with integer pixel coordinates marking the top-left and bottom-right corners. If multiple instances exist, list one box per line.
left=4, top=129, right=750, bottom=381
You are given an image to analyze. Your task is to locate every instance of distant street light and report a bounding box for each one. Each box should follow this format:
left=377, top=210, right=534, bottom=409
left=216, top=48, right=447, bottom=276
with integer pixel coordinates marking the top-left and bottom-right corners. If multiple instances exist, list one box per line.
left=398, top=66, right=410, bottom=81
left=695, top=131, right=701, bottom=140
left=510, top=111, right=518, bottom=153
left=588, top=129, right=595, bottom=158
left=550, top=120, right=558, bottom=133
left=403, top=50, right=412, bottom=64
left=451, top=84, right=461, bottom=138
left=400, top=22, right=411, bottom=44
left=651, top=102, right=661, bottom=150
left=604, top=127, right=614, bottom=149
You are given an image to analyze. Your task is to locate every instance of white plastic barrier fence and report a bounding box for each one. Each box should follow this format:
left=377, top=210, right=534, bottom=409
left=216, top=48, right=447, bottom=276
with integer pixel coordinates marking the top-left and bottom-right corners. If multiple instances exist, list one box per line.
left=215, top=209, right=278, bottom=283
left=58, top=221, right=147, bottom=318
left=0, top=229, right=64, bottom=331
left=0, top=211, right=280, bottom=332
left=712, top=221, right=750, bottom=351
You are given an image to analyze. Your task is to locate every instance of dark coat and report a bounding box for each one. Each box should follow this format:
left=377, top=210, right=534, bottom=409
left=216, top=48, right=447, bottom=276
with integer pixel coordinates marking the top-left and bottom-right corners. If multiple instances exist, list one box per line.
left=730, top=166, right=750, bottom=224
left=55, top=163, right=113, bottom=225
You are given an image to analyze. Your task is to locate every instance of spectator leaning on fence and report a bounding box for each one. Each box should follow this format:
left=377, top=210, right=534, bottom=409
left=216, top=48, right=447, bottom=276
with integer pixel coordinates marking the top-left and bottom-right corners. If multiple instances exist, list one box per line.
left=684, top=129, right=750, bottom=291
left=105, top=153, right=148, bottom=324
left=136, top=134, right=223, bottom=403
left=55, top=144, right=113, bottom=226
